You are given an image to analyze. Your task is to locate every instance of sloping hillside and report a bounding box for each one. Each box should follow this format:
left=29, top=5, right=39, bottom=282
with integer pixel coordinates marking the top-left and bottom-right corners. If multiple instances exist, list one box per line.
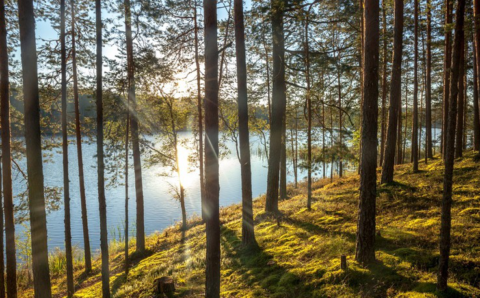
left=20, top=152, right=480, bottom=297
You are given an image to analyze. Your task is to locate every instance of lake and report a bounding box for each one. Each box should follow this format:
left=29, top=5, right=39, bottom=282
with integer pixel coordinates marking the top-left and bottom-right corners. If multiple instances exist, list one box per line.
left=12, top=131, right=338, bottom=253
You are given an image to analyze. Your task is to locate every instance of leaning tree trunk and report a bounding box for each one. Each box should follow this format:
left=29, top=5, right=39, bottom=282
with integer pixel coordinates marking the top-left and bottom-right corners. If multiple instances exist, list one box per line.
left=265, top=0, right=286, bottom=213
left=234, top=0, right=257, bottom=246
left=17, top=0, right=52, bottom=295
left=425, top=0, right=433, bottom=159
left=381, top=0, right=404, bottom=184
left=60, top=0, right=74, bottom=295
left=70, top=0, right=92, bottom=273
left=412, top=0, right=419, bottom=172
left=355, top=0, right=379, bottom=266
left=442, top=0, right=453, bottom=158
left=204, top=0, right=220, bottom=296
left=0, top=0, right=17, bottom=296
left=438, top=0, right=465, bottom=291
left=124, top=0, right=145, bottom=253
left=456, top=39, right=465, bottom=158
left=96, top=0, right=110, bottom=296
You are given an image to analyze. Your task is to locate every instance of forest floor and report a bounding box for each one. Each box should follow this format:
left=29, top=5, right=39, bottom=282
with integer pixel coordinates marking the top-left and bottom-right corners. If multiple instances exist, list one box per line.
left=20, top=152, right=480, bottom=298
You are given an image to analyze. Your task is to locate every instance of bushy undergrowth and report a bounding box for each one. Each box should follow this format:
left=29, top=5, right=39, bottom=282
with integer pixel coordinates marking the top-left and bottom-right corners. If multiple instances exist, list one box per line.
left=19, top=152, right=480, bottom=298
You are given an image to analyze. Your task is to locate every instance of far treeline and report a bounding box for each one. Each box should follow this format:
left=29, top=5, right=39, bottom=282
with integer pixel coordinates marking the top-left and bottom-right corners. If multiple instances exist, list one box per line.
left=0, top=0, right=478, bottom=296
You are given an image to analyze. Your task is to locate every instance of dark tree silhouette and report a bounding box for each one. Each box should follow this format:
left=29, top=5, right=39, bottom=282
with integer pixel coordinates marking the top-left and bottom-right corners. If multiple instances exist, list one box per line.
left=96, top=0, right=110, bottom=296
left=17, top=0, right=53, bottom=294
left=204, top=0, right=220, bottom=296
left=438, top=0, right=465, bottom=290
left=412, top=0, right=419, bottom=172
left=356, top=0, right=379, bottom=265
left=442, top=0, right=453, bottom=157
left=265, top=0, right=286, bottom=213
left=0, top=0, right=17, bottom=295
left=60, top=0, right=74, bottom=294
left=70, top=0, right=92, bottom=272
left=234, top=0, right=257, bottom=247
left=425, top=0, right=433, bottom=159
left=381, top=0, right=404, bottom=184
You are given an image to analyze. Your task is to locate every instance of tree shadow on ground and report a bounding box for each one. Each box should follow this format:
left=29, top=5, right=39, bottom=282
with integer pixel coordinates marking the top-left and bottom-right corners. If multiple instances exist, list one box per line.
left=221, top=225, right=306, bottom=297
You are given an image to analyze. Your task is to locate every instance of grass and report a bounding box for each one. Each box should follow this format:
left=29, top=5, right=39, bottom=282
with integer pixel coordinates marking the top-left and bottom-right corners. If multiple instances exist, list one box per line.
left=19, top=152, right=480, bottom=297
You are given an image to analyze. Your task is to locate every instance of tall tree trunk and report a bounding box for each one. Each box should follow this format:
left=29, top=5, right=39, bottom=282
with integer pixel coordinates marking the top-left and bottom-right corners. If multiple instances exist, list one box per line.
left=234, top=0, right=257, bottom=246
left=279, top=128, right=287, bottom=199
left=96, top=0, right=110, bottom=295
left=265, top=0, right=286, bottom=213
left=124, top=109, right=129, bottom=277
left=438, top=0, right=465, bottom=291
left=16, top=0, right=52, bottom=294
left=380, top=0, right=388, bottom=167
left=71, top=0, right=92, bottom=273
left=0, top=160, right=5, bottom=298
left=397, top=97, right=403, bottom=165
left=305, top=5, right=312, bottom=209
left=193, top=0, right=206, bottom=221
left=124, top=0, right=145, bottom=252
left=61, top=0, right=74, bottom=295
left=403, top=77, right=408, bottom=164
left=456, top=39, right=465, bottom=158
left=474, top=0, right=480, bottom=151
left=337, top=48, right=343, bottom=177
left=0, top=0, right=17, bottom=295
left=474, top=38, right=480, bottom=150
left=204, top=0, right=220, bottom=296
left=412, top=0, right=419, bottom=172
left=442, top=0, right=453, bottom=158
left=381, top=0, right=404, bottom=184
left=356, top=0, right=379, bottom=265
left=425, top=0, right=433, bottom=158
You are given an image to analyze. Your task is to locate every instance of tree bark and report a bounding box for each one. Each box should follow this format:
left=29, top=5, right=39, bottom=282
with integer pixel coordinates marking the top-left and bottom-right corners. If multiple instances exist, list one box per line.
left=425, top=0, right=433, bottom=159
left=204, top=0, right=220, bottom=296
left=96, top=0, right=110, bottom=295
left=474, top=0, right=480, bottom=151
left=193, top=0, right=206, bottom=220
left=305, top=5, right=312, bottom=209
left=125, top=109, right=129, bottom=277
left=0, top=0, right=17, bottom=295
left=234, top=0, right=257, bottom=246
left=265, top=0, right=286, bottom=213
left=474, top=36, right=480, bottom=151
left=17, top=0, right=53, bottom=294
left=123, top=0, right=145, bottom=252
left=355, top=0, right=379, bottom=265
left=412, top=0, right=419, bottom=172
left=380, top=0, right=388, bottom=167
left=70, top=0, right=92, bottom=273
left=0, top=158, right=5, bottom=298
left=442, top=0, right=453, bottom=158
left=456, top=39, right=465, bottom=158
left=381, top=0, right=403, bottom=184
left=438, top=0, right=465, bottom=291
left=61, top=0, right=74, bottom=294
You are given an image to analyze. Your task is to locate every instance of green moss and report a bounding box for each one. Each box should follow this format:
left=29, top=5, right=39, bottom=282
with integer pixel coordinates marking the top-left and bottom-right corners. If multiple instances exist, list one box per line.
left=19, top=152, right=480, bottom=298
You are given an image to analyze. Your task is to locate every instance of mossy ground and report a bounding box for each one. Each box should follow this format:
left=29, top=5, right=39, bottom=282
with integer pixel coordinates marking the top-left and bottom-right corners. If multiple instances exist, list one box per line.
left=20, top=152, right=480, bottom=297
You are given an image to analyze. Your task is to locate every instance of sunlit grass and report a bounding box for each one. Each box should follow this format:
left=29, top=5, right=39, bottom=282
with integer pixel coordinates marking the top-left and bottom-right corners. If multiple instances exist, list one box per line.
left=18, top=151, right=480, bottom=297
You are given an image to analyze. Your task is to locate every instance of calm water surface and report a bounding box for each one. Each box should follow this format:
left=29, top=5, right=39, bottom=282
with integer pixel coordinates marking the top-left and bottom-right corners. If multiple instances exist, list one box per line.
left=14, top=132, right=336, bottom=253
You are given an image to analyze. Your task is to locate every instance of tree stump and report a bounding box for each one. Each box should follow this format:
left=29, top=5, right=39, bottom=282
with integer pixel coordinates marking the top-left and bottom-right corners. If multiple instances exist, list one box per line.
left=154, top=276, right=175, bottom=298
